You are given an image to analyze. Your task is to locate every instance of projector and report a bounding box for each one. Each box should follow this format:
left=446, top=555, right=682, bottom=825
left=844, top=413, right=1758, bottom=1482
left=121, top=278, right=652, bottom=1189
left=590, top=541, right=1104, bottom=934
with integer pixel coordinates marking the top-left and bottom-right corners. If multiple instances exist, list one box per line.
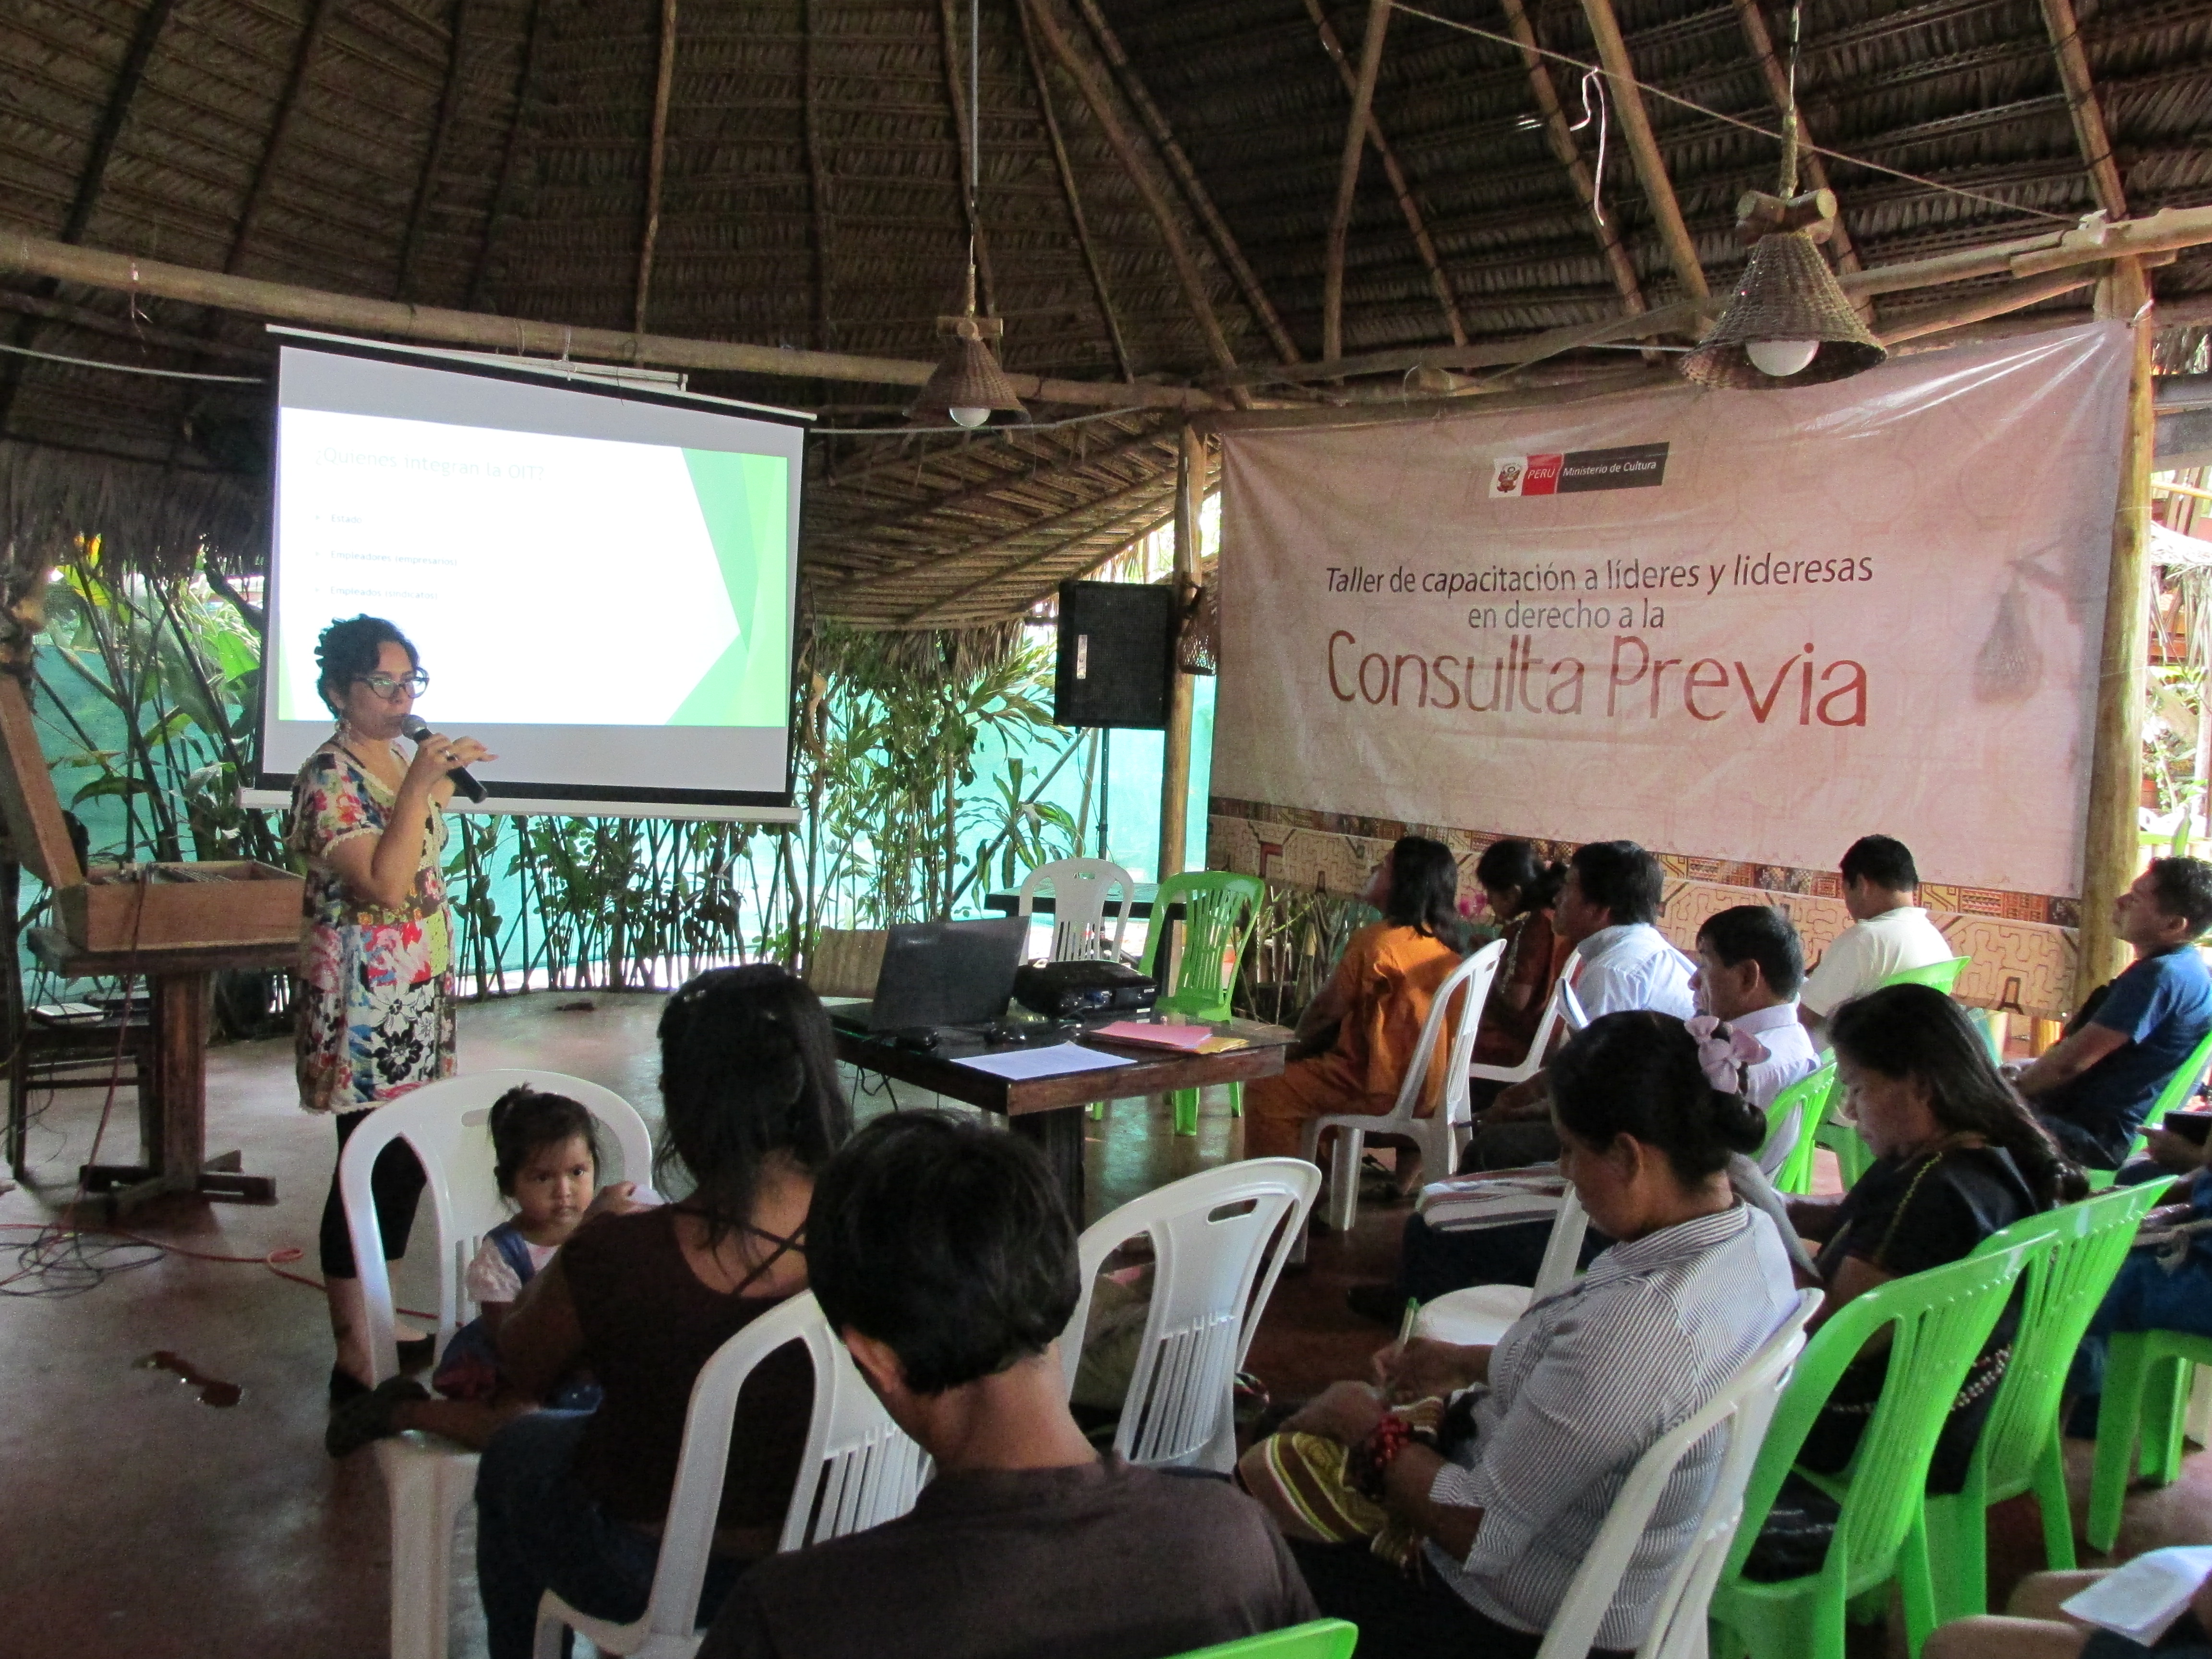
left=1012, top=961, right=1158, bottom=1020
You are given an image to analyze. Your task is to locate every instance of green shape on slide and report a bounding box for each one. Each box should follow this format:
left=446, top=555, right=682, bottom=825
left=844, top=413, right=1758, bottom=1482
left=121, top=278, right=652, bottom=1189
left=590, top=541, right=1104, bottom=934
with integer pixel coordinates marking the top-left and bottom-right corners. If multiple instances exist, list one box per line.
left=669, top=450, right=790, bottom=726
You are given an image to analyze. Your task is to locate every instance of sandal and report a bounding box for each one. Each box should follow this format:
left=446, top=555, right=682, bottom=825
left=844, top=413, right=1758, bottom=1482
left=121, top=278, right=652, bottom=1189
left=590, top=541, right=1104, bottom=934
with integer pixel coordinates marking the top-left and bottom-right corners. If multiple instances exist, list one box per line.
left=325, top=1375, right=430, bottom=1458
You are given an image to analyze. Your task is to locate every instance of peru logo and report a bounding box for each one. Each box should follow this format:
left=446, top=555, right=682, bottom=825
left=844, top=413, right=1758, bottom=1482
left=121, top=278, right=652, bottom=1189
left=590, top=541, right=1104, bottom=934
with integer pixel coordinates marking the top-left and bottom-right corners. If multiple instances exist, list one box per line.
left=1492, top=444, right=1668, bottom=497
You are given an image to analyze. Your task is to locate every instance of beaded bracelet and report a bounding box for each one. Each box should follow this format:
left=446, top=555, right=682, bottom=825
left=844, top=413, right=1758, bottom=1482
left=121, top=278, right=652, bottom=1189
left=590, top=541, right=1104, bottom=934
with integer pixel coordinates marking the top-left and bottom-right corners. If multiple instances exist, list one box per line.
left=1348, top=1411, right=1415, bottom=1502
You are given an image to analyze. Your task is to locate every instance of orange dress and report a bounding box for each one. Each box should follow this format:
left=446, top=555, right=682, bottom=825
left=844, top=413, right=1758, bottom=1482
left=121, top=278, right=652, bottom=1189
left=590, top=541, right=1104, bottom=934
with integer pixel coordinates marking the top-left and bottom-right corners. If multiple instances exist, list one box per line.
left=1244, top=922, right=1464, bottom=1161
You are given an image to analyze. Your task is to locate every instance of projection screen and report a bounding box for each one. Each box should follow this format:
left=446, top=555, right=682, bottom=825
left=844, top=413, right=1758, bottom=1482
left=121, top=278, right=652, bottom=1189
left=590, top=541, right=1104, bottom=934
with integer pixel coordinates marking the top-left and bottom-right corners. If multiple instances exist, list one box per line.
left=251, top=341, right=805, bottom=818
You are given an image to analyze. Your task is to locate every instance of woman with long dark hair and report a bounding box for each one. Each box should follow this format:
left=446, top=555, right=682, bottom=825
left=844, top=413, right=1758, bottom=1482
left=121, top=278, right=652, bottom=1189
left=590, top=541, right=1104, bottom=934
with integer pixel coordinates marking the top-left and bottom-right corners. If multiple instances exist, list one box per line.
left=1784, top=982, right=2076, bottom=1489
left=1244, top=835, right=1467, bottom=1171
left=1467, top=840, right=1570, bottom=1083
left=472, top=964, right=853, bottom=1659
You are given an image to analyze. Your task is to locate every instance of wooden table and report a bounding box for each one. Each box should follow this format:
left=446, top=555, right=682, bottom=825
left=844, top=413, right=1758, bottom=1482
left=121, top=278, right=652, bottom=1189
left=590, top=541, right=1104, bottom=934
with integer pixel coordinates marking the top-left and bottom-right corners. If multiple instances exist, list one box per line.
left=26, top=926, right=296, bottom=1211
left=833, top=1015, right=1294, bottom=1220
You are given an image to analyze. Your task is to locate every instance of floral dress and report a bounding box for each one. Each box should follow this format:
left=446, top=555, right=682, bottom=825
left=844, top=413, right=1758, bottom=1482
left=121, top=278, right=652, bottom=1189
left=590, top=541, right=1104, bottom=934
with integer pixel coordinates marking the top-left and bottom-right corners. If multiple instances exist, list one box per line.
left=289, top=742, right=457, bottom=1114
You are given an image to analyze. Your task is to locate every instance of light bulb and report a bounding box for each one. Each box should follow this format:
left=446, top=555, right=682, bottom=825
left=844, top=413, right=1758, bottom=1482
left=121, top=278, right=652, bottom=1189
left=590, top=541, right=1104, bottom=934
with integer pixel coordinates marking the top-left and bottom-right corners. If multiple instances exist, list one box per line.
left=949, top=406, right=991, bottom=428
left=1746, top=338, right=1820, bottom=378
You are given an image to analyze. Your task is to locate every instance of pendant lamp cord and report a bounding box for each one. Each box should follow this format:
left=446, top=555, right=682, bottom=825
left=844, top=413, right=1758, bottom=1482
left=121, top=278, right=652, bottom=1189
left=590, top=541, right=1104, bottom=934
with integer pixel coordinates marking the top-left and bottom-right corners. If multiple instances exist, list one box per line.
left=966, top=0, right=981, bottom=313
left=1779, top=0, right=1801, bottom=197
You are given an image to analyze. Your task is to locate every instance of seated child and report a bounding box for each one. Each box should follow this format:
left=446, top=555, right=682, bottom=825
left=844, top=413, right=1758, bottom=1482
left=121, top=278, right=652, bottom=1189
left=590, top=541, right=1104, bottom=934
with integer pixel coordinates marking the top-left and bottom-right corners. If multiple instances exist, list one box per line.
left=326, top=1086, right=611, bottom=1456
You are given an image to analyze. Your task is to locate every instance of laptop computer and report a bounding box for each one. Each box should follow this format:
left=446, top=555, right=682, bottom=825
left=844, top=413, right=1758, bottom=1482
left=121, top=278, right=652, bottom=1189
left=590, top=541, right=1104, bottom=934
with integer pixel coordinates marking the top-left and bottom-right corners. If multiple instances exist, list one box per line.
left=829, top=915, right=1028, bottom=1034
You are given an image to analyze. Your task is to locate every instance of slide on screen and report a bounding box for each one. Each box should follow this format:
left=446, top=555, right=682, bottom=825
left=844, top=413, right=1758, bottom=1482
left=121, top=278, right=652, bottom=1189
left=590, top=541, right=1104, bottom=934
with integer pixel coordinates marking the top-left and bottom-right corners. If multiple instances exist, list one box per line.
left=256, top=344, right=805, bottom=814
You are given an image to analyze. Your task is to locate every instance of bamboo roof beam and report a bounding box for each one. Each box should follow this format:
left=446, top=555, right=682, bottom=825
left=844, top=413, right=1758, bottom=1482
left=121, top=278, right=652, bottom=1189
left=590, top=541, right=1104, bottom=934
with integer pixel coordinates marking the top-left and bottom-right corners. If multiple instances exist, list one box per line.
left=938, top=0, right=999, bottom=317
left=801, top=0, right=833, bottom=349
left=830, top=426, right=1173, bottom=537
left=1205, top=296, right=1713, bottom=387
left=1021, top=0, right=1135, bottom=381
left=1497, top=0, right=1647, bottom=321
left=1070, top=0, right=1300, bottom=364
left=1577, top=0, right=1709, bottom=299
left=227, top=0, right=336, bottom=274
left=468, top=0, right=546, bottom=311
left=0, top=0, right=178, bottom=434
left=1729, top=0, right=1867, bottom=305
left=893, top=470, right=1180, bottom=623
left=634, top=0, right=680, bottom=338
left=2037, top=0, right=2128, bottom=218
left=397, top=0, right=468, bottom=303
left=1323, top=0, right=1393, bottom=363
left=1301, top=0, right=1466, bottom=345
left=1018, top=0, right=1248, bottom=396
left=840, top=458, right=1178, bottom=596
left=1877, top=266, right=2102, bottom=343
left=0, top=228, right=1224, bottom=410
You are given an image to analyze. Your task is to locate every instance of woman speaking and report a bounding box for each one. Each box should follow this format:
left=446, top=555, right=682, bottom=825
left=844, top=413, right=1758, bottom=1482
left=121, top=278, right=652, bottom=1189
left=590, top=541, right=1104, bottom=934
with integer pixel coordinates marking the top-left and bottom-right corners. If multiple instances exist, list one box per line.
left=291, top=614, right=494, bottom=1399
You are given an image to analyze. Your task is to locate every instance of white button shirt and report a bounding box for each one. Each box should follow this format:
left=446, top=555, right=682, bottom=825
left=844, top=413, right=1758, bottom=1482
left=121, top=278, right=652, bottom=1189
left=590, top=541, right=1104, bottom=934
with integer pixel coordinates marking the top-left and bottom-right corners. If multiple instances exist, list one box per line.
left=1723, top=1000, right=1825, bottom=1176
left=1571, top=923, right=1697, bottom=1020
left=1425, top=1203, right=1799, bottom=1648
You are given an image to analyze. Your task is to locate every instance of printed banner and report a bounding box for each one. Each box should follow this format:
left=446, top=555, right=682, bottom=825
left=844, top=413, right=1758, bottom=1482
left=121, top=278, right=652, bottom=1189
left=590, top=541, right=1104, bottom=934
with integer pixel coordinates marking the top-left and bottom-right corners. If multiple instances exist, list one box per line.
left=1210, top=324, right=2135, bottom=1020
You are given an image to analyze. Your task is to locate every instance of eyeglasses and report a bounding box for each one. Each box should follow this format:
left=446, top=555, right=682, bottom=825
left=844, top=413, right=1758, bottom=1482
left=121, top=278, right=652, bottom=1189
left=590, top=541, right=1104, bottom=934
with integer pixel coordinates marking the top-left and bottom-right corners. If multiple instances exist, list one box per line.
left=355, top=671, right=429, bottom=698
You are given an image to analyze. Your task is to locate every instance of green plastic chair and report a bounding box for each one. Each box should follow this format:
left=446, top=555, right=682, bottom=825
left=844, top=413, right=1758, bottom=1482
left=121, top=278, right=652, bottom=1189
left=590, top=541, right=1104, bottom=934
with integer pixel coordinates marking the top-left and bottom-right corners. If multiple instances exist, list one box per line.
left=1814, top=1102, right=1875, bottom=1188
left=1767, top=1063, right=1838, bottom=1196
left=1707, top=1243, right=2031, bottom=1659
left=1169, top=1621, right=1358, bottom=1659
left=2088, top=1203, right=2212, bottom=1552
left=1924, top=1180, right=2176, bottom=1620
left=1138, top=871, right=1266, bottom=1136
left=1875, top=958, right=1969, bottom=994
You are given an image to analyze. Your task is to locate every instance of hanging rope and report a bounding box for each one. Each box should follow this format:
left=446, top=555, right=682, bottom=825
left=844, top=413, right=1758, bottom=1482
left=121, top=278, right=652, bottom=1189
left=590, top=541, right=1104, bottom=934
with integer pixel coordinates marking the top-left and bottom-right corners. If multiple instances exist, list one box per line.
left=1390, top=0, right=2078, bottom=224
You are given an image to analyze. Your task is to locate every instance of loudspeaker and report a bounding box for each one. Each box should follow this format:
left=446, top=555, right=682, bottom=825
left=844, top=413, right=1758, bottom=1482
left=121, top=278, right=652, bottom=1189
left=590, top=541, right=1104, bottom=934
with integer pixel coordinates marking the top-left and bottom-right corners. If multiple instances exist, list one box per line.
left=1054, top=581, right=1175, bottom=729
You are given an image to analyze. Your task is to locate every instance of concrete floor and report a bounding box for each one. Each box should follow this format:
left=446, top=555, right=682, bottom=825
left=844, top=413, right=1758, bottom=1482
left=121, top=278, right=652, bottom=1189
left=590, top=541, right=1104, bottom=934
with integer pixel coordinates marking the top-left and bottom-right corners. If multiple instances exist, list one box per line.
left=0, top=988, right=2205, bottom=1658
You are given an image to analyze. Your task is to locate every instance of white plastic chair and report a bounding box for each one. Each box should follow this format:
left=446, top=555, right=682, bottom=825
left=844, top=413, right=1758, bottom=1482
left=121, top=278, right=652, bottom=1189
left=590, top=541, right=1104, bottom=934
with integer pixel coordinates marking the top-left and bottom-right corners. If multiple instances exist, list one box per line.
left=1414, top=1185, right=1591, bottom=1348
left=535, top=1290, right=929, bottom=1659
left=1299, top=939, right=1507, bottom=1238
left=339, top=1069, right=655, bottom=1659
left=1017, top=856, right=1139, bottom=962
left=1466, top=948, right=1587, bottom=1093
left=1538, top=1288, right=1821, bottom=1659
left=1059, top=1157, right=1320, bottom=1472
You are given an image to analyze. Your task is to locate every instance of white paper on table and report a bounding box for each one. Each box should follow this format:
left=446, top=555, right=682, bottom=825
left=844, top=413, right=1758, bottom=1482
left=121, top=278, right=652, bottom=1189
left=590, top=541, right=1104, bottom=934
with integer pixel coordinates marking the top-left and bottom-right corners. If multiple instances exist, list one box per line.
left=950, top=1043, right=1138, bottom=1081
left=2062, top=1546, right=2212, bottom=1646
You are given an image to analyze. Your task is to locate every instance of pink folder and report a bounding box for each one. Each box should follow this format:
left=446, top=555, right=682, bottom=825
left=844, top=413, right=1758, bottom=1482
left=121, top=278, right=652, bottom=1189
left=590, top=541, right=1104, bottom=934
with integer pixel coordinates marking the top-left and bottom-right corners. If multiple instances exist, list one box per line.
left=1089, top=1020, right=1214, bottom=1051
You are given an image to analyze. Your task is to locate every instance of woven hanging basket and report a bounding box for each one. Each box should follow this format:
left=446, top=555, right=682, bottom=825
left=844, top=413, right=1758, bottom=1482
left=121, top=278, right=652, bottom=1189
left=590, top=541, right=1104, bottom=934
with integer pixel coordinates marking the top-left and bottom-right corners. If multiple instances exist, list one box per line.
left=910, top=324, right=1027, bottom=422
left=1679, top=230, right=1887, bottom=390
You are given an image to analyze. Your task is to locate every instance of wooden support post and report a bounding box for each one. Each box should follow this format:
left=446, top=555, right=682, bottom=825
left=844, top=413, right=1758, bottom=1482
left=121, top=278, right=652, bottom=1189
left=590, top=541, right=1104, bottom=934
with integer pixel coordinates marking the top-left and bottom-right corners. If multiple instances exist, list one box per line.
left=468, top=0, right=546, bottom=311
left=1018, top=0, right=1246, bottom=387
left=1498, top=0, right=1647, bottom=319
left=1070, top=0, right=1300, bottom=365
left=1018, top=0, right=1134, bottom=380
left=802, top=0, right=833, bottom=349
left=2075, top=257, right=2156, bottom=1006
left=1324, top=0, right=1392, bottom=364
left=1158, top=426, right=1204, bottom=881
left=1301, top=0, right=1466, bottom=345
left=634, top=0, right=680, bottom=338
left=1577, top=0, right=1707, bottom=300
left=398, top=0, right=470, bottom=303
left=2038, top=0, right=2128, bottom=219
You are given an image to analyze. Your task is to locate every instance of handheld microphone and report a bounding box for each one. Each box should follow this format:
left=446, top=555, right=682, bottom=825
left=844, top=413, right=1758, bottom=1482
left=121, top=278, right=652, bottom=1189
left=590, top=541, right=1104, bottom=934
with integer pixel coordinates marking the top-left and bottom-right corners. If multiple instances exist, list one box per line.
left=400, top=715, right=488, bottom=803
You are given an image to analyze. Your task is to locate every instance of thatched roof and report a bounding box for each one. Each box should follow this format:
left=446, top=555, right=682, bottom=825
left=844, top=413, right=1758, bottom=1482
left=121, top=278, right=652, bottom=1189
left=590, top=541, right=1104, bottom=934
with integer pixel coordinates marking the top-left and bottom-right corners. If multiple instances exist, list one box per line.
left=0, top=0, right=2209, bottom=626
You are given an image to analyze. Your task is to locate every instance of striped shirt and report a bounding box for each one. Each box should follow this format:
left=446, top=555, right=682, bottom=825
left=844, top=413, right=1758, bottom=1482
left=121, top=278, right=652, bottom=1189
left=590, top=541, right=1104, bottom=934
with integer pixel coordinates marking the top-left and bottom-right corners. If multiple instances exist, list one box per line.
left=1425, top=1202, right=1798, bottom=1649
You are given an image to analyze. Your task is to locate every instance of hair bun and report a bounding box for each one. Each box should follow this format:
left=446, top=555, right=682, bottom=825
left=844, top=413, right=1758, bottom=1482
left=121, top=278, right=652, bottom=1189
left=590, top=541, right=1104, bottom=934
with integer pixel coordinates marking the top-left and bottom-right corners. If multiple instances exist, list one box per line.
left=1710, top=1088, right=1768, bottom=1156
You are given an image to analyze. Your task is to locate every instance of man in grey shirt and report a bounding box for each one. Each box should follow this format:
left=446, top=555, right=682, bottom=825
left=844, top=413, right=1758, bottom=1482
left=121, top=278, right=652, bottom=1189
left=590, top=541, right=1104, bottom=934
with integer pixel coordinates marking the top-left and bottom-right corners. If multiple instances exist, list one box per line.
left=699, top=1113, right=1317, bottom=1659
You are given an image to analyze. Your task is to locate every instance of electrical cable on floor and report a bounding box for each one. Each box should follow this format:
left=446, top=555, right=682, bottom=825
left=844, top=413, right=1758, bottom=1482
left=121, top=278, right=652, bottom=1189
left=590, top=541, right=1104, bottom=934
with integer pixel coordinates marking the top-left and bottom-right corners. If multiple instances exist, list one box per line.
left=0, top=1222, right=436, bottom=1317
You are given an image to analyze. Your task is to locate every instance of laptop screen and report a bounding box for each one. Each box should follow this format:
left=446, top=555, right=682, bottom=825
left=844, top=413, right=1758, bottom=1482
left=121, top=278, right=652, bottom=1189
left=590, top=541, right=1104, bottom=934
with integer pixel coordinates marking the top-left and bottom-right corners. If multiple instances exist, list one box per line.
left=865, top=915, right=1028, bottom=1031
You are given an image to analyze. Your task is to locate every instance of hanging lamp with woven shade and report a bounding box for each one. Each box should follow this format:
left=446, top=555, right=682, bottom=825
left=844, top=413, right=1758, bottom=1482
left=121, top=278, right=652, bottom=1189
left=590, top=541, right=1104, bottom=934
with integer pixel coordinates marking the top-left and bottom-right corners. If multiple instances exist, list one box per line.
left=1678, top=227, right=1887, bottom=388
left=1678, top=0, right=1886, bottom=390
left=908, top=0, right=1025, bottom=429
left=910, top=306, right=1027, bottom=427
